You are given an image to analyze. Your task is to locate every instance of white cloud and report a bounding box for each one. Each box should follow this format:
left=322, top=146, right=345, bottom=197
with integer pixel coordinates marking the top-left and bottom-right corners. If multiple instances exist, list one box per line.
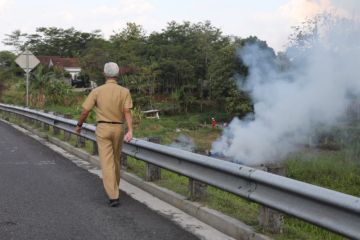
left=27, top=0, right=156, bottom=40
left=42, top=10, right=75, bottom=22
left=89, top=5, right=121, bottom=16
left=89, top=0, right=156, bottom=38
left=75, top=0, right=156, bottom=37
left=0, top=0, right=12, bottom=13
left=277, top=0, right=332, bottom=23
left=249, top=0, right=354, bottom=51
left=89, top=0, right=154, bottom=16
left=119, top=0, right=155, bottom=15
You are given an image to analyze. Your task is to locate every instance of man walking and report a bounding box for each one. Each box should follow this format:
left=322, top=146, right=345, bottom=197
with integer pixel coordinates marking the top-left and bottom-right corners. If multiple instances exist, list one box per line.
left=75, top=62, right=133, bottom=207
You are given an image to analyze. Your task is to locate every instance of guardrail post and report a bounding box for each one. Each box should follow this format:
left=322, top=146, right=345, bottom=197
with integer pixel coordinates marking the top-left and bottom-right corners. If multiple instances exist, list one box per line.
left=188, top=150, right=207, bottom=201
left=64, top=131, right=72, bottom=142
left=121, top=153, right=128, bottom=170
left=42, top=122, right=49, bottom=131
left=188, top=179, right=207, bottom=201
left=25, top=114, right=33, bottom=125
left=76, top=135, right=86, bottom=148
left=3, top=111, right=10, bottom=121
left=92, top=141, right=98, bottom=155
left=42, top=110, right=50, bottom=131
left=145, top=137, right=161, bottom=181
left=64, top=114, right=72, bottom=142
left=259, top=163, right=286, bottom=234
left=34, top=110, right=43, bottom=128
left=52, top=113, right=60, bottom=135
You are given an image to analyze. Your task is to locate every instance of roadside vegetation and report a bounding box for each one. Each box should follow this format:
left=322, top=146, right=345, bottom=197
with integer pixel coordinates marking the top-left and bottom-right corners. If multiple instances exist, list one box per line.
left=1, top=15, right=359, bottom=240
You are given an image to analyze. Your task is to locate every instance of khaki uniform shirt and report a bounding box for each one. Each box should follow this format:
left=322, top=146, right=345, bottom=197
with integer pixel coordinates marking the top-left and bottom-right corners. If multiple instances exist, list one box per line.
left=82, top=79, right=133, bottom=122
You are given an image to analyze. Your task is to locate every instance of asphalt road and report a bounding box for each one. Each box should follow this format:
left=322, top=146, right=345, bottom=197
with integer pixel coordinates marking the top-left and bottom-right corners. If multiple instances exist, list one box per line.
left=0, top=121, right=198, bottom=240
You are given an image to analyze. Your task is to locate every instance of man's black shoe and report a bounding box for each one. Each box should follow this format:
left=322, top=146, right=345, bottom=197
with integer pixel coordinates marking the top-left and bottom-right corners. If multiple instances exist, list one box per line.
left=109, top=198, right=120, bottom=207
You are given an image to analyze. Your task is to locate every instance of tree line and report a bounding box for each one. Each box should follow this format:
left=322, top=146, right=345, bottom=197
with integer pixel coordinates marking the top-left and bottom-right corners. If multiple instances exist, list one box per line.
left=1, top=21, right=283, bottom=116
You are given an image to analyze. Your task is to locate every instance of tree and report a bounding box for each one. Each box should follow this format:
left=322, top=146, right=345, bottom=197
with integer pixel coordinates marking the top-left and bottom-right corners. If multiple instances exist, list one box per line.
left=110, top=23, right=147, bottom=66
left=28, top=27, right=102, bottom=57
left=0, top=51, right=20, bottom=76
left=208, top=37, right=262, bottom=116
left=287, top=15, right=321, bottom=51
left=190, top=21, right=228, bottom=111
left=2, top=30, right=27, bottom=53
left=0, top=51, right=19, bottom=99
left=147, top=21, right=226, bottom=98
left=80, top=38, right=112, bottom=84
left=3, top=27, right=102, bottom=57
left=0, top=51, right=16, bottom=68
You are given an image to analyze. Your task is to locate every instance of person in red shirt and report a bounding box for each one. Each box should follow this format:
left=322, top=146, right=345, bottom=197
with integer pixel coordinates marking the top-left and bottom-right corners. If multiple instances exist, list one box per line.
left=211, top=117, right=217, bottom=128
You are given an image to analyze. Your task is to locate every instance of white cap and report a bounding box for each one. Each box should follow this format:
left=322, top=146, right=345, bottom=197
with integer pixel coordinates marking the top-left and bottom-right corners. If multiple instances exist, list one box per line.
left=104, top=62, right=119, bottom=77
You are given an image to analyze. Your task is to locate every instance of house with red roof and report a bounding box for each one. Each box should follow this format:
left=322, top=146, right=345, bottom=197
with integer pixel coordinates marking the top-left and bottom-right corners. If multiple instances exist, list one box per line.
left=37, top=56, right=81, bottom=80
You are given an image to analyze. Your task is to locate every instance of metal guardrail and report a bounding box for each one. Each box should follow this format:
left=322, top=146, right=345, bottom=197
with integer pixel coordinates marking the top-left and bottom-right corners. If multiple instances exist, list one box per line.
left=0, top=103, right=359, bottom=239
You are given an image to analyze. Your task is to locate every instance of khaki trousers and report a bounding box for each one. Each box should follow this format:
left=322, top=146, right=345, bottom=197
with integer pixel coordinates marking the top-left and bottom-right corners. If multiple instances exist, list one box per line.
left=95, top=124, right=124, bottom=199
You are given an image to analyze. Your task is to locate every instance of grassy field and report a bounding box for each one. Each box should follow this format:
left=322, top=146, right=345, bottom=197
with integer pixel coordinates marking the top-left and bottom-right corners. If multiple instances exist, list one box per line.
left=1, top=85, right=359, bottom=239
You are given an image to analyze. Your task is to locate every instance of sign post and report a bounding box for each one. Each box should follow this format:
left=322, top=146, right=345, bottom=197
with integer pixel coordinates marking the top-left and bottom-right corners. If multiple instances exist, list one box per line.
left=15, top=49, right=40, bottom=107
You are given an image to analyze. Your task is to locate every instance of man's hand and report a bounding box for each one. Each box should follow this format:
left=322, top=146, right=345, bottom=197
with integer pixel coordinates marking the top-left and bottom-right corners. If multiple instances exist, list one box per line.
left=124, top=107, right=133, bottom=142
left=75, top=109, right=90, bottom=135
left=75, top=126, right=82, bottom=134
left=124, top=130, right=133, bottom=142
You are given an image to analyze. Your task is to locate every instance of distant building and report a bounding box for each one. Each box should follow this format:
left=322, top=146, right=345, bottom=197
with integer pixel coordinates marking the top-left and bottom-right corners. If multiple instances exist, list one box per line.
left=37, top=56, right=81, bottom=80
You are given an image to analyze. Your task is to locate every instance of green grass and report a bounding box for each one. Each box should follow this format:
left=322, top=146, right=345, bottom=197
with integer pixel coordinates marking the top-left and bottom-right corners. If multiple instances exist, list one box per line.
left=127, top=157, right=146, bottom=179
left=205, top=187, right=260, bottom=226
left=285, top=150, right=360, bottom=196
left=135, top=115, right=222, bottom=152
left=280, top=149, right=359, bottom=240
left=2, top=78, right=25, bottom=105
left=156, top=169, right=190, bottom=196
left=279, top=218, right=345, bottom=240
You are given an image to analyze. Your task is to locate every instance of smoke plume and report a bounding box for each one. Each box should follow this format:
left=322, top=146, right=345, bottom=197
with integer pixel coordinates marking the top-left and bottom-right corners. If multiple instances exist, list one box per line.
left=212, top=15, right=360, bottom=166
left=169, top=134, right=196, bottom=152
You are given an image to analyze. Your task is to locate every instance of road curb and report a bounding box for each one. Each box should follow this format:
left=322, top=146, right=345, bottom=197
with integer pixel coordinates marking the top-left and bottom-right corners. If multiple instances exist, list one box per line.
left=8, top=122, right=271, bottom=240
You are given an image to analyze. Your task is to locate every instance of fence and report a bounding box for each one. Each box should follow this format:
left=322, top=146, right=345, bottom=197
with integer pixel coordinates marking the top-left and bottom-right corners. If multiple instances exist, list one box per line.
left=0, top=103, right=359, bottom=239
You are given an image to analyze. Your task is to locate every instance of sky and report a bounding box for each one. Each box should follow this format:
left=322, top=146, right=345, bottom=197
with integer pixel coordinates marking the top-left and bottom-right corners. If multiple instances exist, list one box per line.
left=0, top=0, right=359, bottom=52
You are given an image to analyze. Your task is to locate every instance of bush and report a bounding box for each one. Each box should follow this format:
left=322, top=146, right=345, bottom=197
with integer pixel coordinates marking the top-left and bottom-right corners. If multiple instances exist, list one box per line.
left=45, top=79, right=76, bottom=106
left=28, top=66, right=77, bottom=107
left=0, top=80, right=5, bottom=100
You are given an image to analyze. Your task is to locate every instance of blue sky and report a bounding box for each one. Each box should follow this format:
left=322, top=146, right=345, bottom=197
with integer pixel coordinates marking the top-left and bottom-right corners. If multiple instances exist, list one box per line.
left=0, top=0, right=358, bottom=51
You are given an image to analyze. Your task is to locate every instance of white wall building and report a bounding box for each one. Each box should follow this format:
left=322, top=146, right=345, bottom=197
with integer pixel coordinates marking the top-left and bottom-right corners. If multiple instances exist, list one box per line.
left=38, top=56, right=81, bottom=80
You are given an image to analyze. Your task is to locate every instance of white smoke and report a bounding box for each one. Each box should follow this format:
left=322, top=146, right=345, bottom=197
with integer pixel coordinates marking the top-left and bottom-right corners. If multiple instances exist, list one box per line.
left=212, top=15, right=360, bottom=165
left=331, top=0, right=360, bottom=15
left=169, top=134, right=196, bottom=152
